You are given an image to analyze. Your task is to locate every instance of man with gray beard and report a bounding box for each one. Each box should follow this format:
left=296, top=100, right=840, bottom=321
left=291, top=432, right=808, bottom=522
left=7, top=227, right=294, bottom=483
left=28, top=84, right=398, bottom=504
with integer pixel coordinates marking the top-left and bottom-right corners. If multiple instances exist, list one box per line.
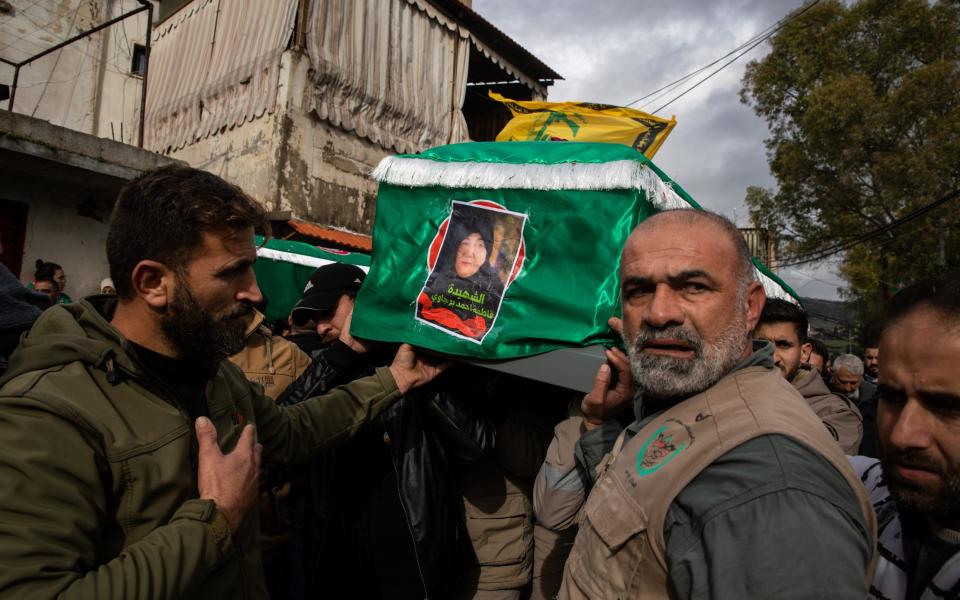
left=533, top=209, right=876, bottom=599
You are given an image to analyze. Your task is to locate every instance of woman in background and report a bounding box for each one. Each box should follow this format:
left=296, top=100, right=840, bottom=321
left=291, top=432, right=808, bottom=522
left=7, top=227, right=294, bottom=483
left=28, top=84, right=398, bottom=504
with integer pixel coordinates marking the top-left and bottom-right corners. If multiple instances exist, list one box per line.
left=30, top=260, right=71, bottom=304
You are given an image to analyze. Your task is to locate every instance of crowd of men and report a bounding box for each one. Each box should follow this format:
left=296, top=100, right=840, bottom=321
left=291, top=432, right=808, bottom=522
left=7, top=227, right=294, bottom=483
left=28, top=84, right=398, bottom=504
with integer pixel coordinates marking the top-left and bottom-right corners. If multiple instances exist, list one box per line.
left=0, top=165, right=956, bottom=600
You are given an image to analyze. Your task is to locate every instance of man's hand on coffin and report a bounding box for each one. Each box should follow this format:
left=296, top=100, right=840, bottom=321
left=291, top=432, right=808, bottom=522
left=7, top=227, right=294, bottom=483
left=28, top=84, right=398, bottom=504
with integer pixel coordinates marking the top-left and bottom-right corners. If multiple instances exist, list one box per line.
left=581, top=318, right=634, bottom=430
left=389, top=343, right=452, bottom=395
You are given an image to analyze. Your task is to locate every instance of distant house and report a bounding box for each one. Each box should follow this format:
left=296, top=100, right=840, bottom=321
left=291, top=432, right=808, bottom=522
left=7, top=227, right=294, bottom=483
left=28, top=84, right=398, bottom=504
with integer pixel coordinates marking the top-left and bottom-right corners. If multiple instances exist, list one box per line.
left=0, top=0, right=156, bottom=145
left=1, top=0, right=558, bottom=261
left=740, top=227, right=778, bottom=273
left=145, top=0, right=561, bottom=245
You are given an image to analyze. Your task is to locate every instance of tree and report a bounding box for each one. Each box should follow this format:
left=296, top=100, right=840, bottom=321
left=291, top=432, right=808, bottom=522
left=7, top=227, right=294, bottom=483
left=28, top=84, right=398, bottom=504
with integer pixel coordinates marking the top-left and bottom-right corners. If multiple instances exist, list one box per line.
left=740, top=0, right=960, bottom=327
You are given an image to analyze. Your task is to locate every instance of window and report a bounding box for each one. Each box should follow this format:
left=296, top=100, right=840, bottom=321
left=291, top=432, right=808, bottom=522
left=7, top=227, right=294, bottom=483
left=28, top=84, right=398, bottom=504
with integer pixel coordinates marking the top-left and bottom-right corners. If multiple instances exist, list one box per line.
left=131, top=44, right=146, bottom=77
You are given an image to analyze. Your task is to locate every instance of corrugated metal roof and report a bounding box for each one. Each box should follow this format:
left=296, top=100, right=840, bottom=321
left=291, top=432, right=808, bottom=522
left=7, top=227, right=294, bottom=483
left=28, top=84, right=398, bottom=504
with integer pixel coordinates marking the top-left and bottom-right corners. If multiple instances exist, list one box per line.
left=287, top=219, right=373, bottom=253
left=425, top=0, right=562, bottom=82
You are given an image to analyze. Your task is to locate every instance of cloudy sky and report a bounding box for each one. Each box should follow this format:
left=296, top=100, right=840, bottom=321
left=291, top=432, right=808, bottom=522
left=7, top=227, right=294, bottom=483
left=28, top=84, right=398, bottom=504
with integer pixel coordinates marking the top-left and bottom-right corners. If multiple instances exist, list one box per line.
left=472, top=0, right=845, bottom=300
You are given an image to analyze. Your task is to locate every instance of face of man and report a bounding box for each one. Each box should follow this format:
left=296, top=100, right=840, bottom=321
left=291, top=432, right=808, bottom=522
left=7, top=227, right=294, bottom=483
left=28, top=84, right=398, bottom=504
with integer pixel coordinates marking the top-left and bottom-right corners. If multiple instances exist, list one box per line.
left=159, top=227, right=262, bottom=364
left=299, top=294, right=355, bottom=346
left=33, top=280, right=57, bottom=300
left=619, top=215, right=764, bottom=401
left=53, top=269, right=66, bottom=292
left=830, top=368, right=862, bottom=396
left=877, top=308, right=960, bottom=528
left=754, top=321, right=810, bottom=380
left=455, top=233, right=488, bottom=279
left=808, top=351, right=827, bottom=375
left=864, top=347, right=880, bottom=377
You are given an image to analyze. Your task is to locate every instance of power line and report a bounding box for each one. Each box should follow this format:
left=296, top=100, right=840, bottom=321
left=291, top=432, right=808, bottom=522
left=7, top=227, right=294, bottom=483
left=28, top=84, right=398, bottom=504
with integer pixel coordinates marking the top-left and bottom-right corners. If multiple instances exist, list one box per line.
left=624, top=0, right=821, bottom=113
left=625, top=21, right=780, bottom=109
left=651, top=32, right=771, bottom=113
left=777, top=188, right=960, bottom=267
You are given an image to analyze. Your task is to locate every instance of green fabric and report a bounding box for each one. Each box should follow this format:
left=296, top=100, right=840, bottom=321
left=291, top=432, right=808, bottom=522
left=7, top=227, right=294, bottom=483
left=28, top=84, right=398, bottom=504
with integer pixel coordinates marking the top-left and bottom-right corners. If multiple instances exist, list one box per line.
left=356, top=141, right=795, bottom=360
left=0, top=298, right=400, bottom=599
left=397, top=140, right=658, bottom=165
left=352, top=184, right=649, bottom=359
left=752, top=258, right=802, bottom=307
left=253, top=236, right=370, bottom=323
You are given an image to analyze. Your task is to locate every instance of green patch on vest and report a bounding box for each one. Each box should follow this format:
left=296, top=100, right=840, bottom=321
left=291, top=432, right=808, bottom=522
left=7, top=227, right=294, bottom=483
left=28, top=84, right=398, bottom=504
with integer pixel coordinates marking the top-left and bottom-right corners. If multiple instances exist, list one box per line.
left=636, top=418, right=694, bottom=476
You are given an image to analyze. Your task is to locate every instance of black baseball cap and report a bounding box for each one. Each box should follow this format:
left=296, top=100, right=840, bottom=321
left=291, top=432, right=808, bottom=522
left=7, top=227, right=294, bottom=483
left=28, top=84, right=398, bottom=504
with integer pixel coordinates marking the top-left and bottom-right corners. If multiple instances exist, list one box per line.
left=290, top=263, right=366, bottom=325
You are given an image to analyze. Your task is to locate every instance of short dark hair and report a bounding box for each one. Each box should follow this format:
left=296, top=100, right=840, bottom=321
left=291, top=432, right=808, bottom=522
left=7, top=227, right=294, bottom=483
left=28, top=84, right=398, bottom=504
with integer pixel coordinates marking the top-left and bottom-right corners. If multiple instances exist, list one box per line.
left=881, top=273, right=960, bottom=334
left=34, top=259, right=62, bottom=282
left=107, top=166, right=265, bottom=298
left=757, top=297, right=808, bottom=344
left=808, top=337, right=829, bottom=362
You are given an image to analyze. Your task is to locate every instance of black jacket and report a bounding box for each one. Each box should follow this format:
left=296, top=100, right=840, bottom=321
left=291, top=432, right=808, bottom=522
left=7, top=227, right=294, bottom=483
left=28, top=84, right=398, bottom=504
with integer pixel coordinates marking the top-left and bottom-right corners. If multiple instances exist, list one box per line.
left=278, top=341, right=500, bottom=599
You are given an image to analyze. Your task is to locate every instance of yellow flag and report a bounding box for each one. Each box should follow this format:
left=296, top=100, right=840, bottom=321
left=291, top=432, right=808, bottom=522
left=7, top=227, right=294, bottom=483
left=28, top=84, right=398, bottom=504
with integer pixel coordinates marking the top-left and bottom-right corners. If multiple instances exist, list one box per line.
left=489, top=91, right=677, bottom=158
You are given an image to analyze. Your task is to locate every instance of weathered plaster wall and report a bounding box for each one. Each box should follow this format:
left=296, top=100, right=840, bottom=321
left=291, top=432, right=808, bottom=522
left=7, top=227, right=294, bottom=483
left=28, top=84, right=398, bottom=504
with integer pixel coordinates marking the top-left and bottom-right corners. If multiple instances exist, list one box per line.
left=1, top=0, right=155, bottom=143
left=92, top=0, right=153, bottom=145
left=166, top=51, right=388, bottom=234
left=1, top=0, right=101, bottom=131
left=7, top=176, right=111, bottom=297
left=275, top=108, right=385, bottom=234
left=168, top=110, right=284, bottom=210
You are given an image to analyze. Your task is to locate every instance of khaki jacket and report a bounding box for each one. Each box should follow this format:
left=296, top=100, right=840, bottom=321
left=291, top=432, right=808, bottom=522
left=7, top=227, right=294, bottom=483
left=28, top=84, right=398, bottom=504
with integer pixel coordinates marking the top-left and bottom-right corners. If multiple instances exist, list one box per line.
left=461, top=401, right=556, bottom=591
left=228, top=311, right=311, bottom=401
left=0, top=299, right=401, bottom=599
left=792, top=364, right=863, bottom=454
left=558, top=366, right=877, bottom=599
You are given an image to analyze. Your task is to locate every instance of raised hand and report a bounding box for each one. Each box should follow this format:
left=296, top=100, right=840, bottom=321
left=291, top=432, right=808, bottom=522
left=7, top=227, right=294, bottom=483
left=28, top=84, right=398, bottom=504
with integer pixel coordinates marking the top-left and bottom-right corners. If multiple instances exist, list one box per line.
left=338, top=308, right=373, bottom=354
left=195, top=417, right=262, bottom=532
left=388, top=343, right=451, bottom=395
left=581, top=319, right=634, bottom=430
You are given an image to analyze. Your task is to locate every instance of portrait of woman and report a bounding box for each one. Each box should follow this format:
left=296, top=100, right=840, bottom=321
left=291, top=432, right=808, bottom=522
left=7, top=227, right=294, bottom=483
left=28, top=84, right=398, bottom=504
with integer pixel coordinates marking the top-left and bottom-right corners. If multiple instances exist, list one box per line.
left=417, top=201, right=525, bottom=342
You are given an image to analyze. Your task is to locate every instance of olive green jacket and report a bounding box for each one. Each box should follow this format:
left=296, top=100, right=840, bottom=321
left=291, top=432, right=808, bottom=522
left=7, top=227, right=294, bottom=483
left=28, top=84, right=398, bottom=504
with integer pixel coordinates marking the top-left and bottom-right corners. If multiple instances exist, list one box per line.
left=0, top=299, right=402, bottom=599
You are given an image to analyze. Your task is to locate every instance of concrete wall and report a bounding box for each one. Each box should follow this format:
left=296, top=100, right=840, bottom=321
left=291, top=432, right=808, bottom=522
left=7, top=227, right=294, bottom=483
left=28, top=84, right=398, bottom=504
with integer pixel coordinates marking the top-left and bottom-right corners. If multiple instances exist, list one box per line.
left=7, top=177, right=111, bottom=298
left=1, top=0, right=100, bottom=132
left=1, top=110, right=184, bottom=298
left=169, top=109, right=285, bottom=211
left=1, top=0, right=155, bottom=144
left=92, top=0, right=153, bottom=145
left=168, top=52, right=388, bottom=234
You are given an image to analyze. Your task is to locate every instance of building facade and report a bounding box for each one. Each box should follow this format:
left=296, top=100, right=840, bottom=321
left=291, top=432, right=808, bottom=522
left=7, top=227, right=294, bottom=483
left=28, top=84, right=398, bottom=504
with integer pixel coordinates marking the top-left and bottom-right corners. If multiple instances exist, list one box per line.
left=143, top=0, right=559, bottom=238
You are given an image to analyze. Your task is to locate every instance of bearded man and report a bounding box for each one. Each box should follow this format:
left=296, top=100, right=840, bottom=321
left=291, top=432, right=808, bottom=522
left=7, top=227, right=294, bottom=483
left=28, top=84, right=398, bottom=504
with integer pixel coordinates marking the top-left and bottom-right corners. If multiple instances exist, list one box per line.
left=533, top=209, right=876, bottom=599
left=852, top=275, right=960, bottom=600
left=754, top=298, right=863, bottom=454
left=0, top=166, right=445, bottom=599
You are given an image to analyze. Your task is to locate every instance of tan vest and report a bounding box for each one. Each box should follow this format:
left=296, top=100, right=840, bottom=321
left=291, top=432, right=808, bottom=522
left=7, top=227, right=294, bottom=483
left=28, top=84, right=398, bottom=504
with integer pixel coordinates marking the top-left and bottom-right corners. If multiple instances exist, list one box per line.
left=228, top=311, right=310, bottom=401
left=559, top=366, right=878, bottom=599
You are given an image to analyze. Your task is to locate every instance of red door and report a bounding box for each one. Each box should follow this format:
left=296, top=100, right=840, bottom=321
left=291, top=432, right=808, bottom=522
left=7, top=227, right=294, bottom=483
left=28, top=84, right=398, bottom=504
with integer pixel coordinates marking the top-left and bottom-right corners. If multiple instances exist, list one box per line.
left=0, top=199, right=29, bottom=278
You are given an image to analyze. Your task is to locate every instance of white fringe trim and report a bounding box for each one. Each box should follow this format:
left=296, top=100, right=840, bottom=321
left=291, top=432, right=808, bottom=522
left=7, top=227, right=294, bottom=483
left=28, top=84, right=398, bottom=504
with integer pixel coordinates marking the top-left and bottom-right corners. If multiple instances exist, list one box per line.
left=256, top=247, right=370, bottom=272
left=371, top=156, right=796, bottom=301
left=371, top=156, right=690, bottom=210
left=259, top=238, right=792, bottom=301
left=757, top=268, right=797, bottom=304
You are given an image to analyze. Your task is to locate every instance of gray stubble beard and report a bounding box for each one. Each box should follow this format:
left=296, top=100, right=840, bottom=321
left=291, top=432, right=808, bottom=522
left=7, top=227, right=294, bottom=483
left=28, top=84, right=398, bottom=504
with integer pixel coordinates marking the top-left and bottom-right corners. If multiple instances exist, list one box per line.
left=626, top=313, right=749, bottom=401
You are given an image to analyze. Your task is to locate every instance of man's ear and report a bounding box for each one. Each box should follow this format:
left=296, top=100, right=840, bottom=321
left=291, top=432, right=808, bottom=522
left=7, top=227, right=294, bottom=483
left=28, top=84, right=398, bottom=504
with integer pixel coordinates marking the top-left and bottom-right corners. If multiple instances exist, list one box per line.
left=129, top=260, right=174, bottom=309
left=800, top=342, right=813, bottom=363
left=743, top=281, right=766, bottom=333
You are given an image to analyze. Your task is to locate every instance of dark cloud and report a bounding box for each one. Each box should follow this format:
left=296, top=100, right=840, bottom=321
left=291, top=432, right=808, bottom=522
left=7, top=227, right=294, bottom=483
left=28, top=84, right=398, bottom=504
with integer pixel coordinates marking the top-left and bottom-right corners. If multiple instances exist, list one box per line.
left=473, top=0, right=842, bottom=299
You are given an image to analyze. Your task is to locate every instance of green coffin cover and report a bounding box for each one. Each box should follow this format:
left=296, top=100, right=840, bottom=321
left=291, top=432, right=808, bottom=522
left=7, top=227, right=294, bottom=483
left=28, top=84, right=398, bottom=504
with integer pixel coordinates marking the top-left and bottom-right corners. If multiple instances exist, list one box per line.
left=253, top=236, right=370, bottom=323
left=351, top=141, right=798, bottom=360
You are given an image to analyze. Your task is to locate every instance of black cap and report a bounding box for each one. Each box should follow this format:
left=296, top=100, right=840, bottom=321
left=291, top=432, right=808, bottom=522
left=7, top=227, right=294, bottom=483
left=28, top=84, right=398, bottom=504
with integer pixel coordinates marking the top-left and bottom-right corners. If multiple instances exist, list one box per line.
left=290, top=263, right=366, bottom=325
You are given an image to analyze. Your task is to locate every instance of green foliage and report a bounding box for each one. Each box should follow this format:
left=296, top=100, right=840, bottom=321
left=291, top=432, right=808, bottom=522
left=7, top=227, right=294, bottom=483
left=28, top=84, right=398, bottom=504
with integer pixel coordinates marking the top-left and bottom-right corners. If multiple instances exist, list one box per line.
left=741, top=0, right=960, bottom=330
